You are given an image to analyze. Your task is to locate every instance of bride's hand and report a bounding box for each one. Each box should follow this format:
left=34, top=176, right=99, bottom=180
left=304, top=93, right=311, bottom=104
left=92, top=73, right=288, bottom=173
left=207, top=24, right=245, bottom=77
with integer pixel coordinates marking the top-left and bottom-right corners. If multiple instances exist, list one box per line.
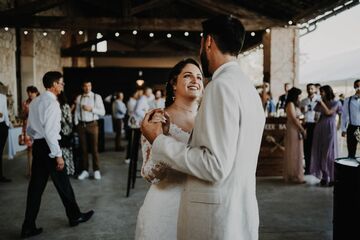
left=162, top=111, right=170, bottom=135
left=149, top=110, right=167, bottom=124
left=149, top=110, right=170, bottom=135
left=144, top=163, right=167, bottom=183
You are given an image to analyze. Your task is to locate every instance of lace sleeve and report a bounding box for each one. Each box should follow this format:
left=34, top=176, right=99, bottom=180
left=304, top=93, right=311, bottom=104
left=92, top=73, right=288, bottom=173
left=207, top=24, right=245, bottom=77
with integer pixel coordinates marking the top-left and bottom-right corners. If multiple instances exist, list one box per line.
left=140, top=135, right=167, bottom=184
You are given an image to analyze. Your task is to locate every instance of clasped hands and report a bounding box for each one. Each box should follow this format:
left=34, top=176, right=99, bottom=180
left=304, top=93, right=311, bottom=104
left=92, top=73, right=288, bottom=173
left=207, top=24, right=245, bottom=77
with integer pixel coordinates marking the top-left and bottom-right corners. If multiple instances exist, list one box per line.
left=141, top=109, right=170, bottom=144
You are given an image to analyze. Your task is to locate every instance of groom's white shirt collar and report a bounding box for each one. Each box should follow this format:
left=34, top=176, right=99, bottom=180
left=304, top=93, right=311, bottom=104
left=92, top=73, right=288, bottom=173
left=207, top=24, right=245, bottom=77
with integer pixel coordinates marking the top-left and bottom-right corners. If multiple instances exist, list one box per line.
left=212, top=61, right=238, bottom=81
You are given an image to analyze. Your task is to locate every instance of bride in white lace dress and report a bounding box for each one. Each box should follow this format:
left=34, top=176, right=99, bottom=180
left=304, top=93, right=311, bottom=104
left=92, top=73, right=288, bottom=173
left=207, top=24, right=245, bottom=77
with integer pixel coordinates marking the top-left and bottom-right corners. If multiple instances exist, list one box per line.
left=135, top=58, right=204, bottom=240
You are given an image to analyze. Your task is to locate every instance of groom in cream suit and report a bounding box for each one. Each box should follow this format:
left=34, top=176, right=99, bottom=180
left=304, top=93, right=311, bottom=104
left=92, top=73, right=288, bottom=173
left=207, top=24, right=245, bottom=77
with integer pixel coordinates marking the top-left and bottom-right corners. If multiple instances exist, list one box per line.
left=142, top=15, right=265, bottom=240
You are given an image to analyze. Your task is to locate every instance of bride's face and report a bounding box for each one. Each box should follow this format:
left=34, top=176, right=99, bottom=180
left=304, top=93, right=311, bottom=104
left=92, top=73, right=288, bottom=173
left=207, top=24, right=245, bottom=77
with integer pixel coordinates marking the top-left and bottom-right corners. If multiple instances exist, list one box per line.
left=175, top=63, right=204, bottom=100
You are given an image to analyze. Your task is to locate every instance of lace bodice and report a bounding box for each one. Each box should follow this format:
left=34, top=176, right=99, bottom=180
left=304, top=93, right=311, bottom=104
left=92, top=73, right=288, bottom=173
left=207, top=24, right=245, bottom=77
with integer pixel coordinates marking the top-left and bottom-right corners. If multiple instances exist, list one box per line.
left=141, top=123, right=190, bottom=184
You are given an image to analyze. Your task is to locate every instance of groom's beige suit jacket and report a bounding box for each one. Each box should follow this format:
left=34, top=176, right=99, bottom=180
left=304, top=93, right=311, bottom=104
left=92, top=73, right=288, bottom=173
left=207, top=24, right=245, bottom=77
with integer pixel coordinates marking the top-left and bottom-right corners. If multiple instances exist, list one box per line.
left=152, top=61, right=265, bottom=240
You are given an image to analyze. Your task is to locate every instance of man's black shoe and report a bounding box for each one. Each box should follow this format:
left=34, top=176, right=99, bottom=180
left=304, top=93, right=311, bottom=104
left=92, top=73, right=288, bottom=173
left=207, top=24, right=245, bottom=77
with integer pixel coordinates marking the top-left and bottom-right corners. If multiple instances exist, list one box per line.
left=69, top=210, right=94, bottom=227
left=21, top=227, right=43, bottom=238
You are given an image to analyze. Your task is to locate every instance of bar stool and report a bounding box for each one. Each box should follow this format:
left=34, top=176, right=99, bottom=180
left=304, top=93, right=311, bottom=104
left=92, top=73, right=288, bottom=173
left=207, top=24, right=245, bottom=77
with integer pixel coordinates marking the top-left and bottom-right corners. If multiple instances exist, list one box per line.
left=126, top=128, right=142, bottom=197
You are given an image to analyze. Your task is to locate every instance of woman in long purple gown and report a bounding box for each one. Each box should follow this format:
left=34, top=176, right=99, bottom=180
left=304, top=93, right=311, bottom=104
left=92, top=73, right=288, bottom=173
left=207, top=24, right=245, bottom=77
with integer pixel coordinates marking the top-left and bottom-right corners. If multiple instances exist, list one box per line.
left=310, top=85, right=342, bottom=186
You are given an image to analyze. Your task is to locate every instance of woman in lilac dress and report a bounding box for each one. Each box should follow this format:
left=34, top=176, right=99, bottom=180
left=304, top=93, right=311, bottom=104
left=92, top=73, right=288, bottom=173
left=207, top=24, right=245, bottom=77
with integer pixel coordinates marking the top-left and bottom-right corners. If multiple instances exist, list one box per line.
left=310, top=85, right=342, bottom=186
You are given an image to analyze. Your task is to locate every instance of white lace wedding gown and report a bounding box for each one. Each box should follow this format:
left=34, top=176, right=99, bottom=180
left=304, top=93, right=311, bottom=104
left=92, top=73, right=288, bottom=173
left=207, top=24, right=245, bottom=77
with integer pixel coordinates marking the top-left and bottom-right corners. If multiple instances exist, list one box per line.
left=135, top=124, right=190, bottom=240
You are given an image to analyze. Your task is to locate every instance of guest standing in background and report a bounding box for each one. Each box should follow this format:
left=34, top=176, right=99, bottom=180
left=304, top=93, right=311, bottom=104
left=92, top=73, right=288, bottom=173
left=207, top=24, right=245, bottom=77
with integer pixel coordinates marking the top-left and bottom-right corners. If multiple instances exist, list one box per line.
left=129, top=89, right=149, bottom=167
left=341, top=79, right=360, bottom=159
left=283, top=87, right=306, bottom=184
left=300, top=83, right=317, bottom=175
left=0, top=93, right=11, bottom=183
left=310, top=85, right=342, bottom=187
left=276, top=83, right=291, bottom=111
left=74, top=80, right=105, bottom=180
left=58, top=92, right=75, bottom=175
left=112, top=91, right=127, bottom=152
left=149, top=89, right=165, bottom=110
left=124, top=90, right=138, bottom=164
left=22, top=86, right=40, bottom=177
left=21, top=71, right=94, bottom=238
left=144, top=87, right=155, bottom=106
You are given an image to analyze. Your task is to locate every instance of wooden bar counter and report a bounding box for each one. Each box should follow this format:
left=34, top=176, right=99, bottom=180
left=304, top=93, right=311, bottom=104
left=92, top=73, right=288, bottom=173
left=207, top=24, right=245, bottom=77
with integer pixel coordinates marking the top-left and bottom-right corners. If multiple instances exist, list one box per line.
left=256, top=117, right=287, bottom=176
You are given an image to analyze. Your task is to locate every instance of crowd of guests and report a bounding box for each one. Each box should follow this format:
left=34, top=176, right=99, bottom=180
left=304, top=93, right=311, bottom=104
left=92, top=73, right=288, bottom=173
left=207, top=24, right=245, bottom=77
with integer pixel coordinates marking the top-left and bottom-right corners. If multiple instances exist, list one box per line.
left=280, top=80, right=360, bottom=186
left=0, top=69, right=357, bottom=239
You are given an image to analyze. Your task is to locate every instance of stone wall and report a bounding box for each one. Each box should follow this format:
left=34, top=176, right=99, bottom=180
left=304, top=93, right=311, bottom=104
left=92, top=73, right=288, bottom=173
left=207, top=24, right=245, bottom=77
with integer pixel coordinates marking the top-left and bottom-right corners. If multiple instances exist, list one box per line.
left=33, top=31, right=62, bottom=92
left=0, top=28, right=63, bottom=117
left=264, top=27, right=299, bottom=101
left=237, top=49, right=264, bottom=86
left=0, top=29, right=17, bottom=116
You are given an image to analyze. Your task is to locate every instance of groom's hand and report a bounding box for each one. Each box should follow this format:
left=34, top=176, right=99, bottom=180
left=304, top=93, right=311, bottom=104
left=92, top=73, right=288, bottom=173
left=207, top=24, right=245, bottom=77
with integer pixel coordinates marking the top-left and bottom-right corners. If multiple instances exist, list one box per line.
left=141, top=109, right=164, bottom=144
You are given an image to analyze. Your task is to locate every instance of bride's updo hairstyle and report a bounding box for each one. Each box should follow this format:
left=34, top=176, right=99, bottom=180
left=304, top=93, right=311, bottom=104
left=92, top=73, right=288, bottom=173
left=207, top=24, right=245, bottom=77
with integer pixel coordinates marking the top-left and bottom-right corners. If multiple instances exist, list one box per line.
left=165, top=58, right=201, bottom=108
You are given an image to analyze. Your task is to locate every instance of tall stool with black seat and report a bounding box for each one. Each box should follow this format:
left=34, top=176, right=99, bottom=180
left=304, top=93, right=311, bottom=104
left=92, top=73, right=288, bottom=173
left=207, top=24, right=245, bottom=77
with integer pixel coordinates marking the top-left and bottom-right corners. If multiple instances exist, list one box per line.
left=126, top=128, right=142, bottom=197
left=333, top=157, right=360, bottom=240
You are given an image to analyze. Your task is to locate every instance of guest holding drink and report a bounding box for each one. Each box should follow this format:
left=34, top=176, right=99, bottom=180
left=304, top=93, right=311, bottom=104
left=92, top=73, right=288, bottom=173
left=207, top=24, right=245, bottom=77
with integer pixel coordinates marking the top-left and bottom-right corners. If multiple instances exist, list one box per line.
left=310, top=85, right=342, bottom=187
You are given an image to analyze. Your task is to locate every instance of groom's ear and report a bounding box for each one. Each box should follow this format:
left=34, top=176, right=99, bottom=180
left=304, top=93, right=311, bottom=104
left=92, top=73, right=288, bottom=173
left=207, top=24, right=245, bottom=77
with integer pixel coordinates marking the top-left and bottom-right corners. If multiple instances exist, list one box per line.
left=205, top=35, right=212, bottom=50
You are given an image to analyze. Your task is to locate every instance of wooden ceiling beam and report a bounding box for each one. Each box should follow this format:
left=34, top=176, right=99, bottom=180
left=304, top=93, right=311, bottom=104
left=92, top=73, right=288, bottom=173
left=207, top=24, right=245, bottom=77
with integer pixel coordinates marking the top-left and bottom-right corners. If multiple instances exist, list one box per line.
left=0, top=16, right=203, bottom=31
left=167, top=36, right=199, bottom=51
left=0, top=0, right=66, bottom=17
left=61, top=50, right=196, bottom=58
left=293, top=0, right=357, bottom=23
left=130, top=0, right=173, bottom=16
left=62, top=36, right=111, bottom=52
left=180, top=0, right=284, bottom=28
left=0, top=16, right=270, bottom=31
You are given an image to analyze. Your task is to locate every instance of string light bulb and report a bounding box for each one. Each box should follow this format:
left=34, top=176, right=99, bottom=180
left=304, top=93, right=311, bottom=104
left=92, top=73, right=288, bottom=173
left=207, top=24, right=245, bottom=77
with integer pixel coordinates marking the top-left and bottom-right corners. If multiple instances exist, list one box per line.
left=96, top=32, right=103, bottom=39
left=132, top=30, right=138, bottom=35
left=23, top=30, right=28, bottom=35
left=167, top=33, right=172, bottom=38
left=149, top=32, right=154, bottom=37
left=78, top=30, right=84, bottom=35
left=288, top=20, right=293, bottom=25
left=43, top=32, right=47, bottom=36
left=184, top=32, right=189, bottom=36
left=60, top=30, right=66, bottom=35
left=115, top=32, right=120, bottom=37
left=4, top=27, right=9, bottom=31
left=251, top=32, right=255, bottom=36
left=265, top=28, right=270, bottom=33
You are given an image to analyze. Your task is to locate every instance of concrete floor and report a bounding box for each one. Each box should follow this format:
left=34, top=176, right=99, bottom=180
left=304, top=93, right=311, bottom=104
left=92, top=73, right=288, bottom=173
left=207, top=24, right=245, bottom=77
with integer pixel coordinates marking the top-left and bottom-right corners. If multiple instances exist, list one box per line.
left=0, top=136, right=334, bottom=240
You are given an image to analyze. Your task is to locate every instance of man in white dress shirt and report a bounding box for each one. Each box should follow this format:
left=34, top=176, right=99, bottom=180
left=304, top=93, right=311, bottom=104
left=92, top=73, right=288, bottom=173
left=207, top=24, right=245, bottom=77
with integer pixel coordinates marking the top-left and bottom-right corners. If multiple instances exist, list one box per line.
left=149, top=89, right=165, bottom=110
left=300, top=83, right=318, bottom=174
left=112, top=91, right=127, bottom=151
left=74, top=80, right=105, bottom=180
left=0, top=93, right=11, bottom=182
left=21, top=72, right=94, bottom=238
left=341, top=79, right=360, bottom=159
left=142, top=15, right=265, bottom=240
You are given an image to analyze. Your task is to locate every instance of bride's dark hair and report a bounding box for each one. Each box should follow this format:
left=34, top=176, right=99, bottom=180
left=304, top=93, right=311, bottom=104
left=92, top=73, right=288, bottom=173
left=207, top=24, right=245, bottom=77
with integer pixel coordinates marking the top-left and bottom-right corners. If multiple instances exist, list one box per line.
left=165, top=58, right=201, bottom=108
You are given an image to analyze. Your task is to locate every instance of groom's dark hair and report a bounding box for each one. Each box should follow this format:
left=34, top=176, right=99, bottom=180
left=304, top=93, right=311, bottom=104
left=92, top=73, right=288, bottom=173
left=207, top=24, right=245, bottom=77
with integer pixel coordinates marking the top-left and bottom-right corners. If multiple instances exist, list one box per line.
left=202, top=15, right=245, bottom=56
